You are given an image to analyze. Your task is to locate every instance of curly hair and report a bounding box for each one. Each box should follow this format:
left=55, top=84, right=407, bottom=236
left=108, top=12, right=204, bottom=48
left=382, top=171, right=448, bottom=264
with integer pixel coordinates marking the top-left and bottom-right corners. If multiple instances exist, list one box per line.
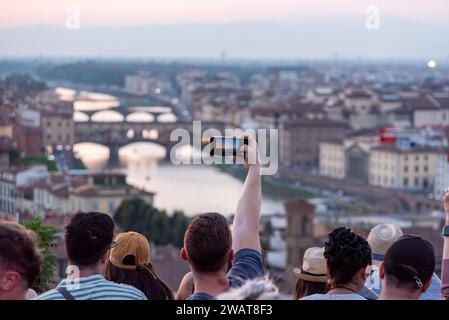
left=324, top=227, right=372, bottom=287
left=65, top=212, right=114, bottom=267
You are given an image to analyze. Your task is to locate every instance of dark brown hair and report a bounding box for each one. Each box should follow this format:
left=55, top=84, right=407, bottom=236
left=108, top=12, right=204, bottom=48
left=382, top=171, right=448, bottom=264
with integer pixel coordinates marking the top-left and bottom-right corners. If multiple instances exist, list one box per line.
left=324, top=227, right=372, bottom=287
left=104, top=257, right=174, bottom=300
left=295, top=279, right=329, bottom=300
left=0, top=221, right=43, bottom=287
left=184, top=212, right=232, bottom=273
left=65, top=212, right=114, bottom=268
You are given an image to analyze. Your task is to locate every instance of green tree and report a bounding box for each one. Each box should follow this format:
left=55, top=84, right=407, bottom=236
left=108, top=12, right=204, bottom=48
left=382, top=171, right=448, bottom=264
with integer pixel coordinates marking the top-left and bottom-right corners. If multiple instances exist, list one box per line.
left=4, top=73, right=47, bottom=91
left=149, top=210, right=170, bottom=245
left=22, top=217, right=59, bottom=293
left=169, top=210, right=190, bottom=248
left=114, top=198, right=189, bottom=248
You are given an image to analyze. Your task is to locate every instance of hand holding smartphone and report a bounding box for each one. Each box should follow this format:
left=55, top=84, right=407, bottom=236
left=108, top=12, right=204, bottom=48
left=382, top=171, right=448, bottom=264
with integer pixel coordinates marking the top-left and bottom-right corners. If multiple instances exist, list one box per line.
left=209, top=136, right=248, bottom=158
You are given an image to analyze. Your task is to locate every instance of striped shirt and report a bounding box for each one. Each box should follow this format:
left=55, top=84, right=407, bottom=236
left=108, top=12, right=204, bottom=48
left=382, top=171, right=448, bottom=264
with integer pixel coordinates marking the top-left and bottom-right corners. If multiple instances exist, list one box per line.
left=34, top=274, right=147, bottom=300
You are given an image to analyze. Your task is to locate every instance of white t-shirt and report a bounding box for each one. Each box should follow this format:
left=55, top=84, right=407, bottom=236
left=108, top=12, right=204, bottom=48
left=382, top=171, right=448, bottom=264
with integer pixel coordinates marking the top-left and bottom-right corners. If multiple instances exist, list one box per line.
left=300, top=293, right=366, bottom=300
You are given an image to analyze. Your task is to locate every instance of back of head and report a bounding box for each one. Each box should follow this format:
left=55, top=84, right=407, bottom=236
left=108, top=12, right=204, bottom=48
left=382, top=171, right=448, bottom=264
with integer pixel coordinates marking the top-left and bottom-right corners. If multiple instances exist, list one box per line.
left=65, top=212, right=114, bottom=268
left=184, top=212, right=232, bottom=273
left=383, top=235, right=435, bottom=292
left=294, top=246, right=329, bottom=299
left=217, top=277, right=279, bottom=300
left=324, top=227, right=372, bottom=287
left=0, top=221, right=43, bottom=291
left=368, top=224, right=403, bottom=256
left=105, top=231, right=174, bottom=300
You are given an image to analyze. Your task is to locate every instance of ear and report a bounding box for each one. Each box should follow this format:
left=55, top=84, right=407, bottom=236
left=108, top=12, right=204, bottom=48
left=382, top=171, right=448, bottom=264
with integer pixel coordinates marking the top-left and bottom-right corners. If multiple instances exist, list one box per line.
left=360, top=266, right=368, bottom=280
left=0, top=270, right=21, bottom=292
left=180, top=247, right=188, bottom=261
left=228, top=249, right=234, bottom=263
left=421, top=278, right=432, bottom=293
left=379, top=262, right=385, bottom=280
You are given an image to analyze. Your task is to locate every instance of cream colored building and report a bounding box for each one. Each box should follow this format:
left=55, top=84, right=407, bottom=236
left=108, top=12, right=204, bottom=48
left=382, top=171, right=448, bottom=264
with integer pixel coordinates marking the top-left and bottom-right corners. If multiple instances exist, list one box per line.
left=29, top=173, right=154, bottom=217
left=42, top=110, right=74, bottom=151
left=369, top=145, right=437, bottom=191
left=319, top=141, right=345, bottom=179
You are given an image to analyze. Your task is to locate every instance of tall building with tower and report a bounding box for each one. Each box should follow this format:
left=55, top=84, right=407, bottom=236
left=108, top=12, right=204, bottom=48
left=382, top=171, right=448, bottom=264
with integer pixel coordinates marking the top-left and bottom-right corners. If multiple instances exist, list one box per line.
left=283, top=199, right=315, bottom=293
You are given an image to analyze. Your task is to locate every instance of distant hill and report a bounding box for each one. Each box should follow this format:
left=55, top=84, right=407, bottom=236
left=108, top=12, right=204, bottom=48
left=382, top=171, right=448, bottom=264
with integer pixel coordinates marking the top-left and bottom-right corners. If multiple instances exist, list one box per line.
left=0, top=16, right=448, bottom=60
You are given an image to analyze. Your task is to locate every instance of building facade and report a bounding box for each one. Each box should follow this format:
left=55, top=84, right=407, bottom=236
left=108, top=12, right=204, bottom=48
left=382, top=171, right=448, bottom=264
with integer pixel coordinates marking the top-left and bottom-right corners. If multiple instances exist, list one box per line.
left=41, top=109, right=74, bottom=152
left=369, top=144, right=437, bottom=191
left=284, top=200, right=315, bottom=293
left=281, top=119, right=347, bottom=170
left=319, top=141, right=345, bottom=179
left=434, top=151, right=449, bottom=200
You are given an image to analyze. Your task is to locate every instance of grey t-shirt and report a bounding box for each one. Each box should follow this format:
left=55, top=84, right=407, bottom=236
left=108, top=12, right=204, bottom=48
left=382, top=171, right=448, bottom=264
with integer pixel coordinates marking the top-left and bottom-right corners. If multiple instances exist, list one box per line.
left=300, top=293, right=366, bottom=300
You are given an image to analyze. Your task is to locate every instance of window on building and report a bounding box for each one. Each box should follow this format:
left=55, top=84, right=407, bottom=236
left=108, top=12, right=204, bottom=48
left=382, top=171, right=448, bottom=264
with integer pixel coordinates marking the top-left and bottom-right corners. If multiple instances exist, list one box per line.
left=404, top=165, right=409, bottom=172
left=403, top=177, right=409, bottom=187
left=414, top=177, right=420, bottom=187
left=423, top=178, right=429, bottom=189
left=404, top=156, right=408, bottom=161
left=415, top=155, right=419, bottom=161
left=415, top=165, right=419, bottom=173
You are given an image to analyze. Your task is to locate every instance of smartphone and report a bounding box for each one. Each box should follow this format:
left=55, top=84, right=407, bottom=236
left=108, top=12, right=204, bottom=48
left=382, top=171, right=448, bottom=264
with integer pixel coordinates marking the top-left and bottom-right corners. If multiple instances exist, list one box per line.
left=209, top=136, right=248, bottom=157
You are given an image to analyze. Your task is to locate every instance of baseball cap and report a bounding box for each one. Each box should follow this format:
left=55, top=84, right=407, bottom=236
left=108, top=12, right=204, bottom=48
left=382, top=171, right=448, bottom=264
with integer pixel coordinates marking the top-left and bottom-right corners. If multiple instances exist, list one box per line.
left=109, top=232, right=150, bottom=269
left=384, top=235, right=435, bottom=288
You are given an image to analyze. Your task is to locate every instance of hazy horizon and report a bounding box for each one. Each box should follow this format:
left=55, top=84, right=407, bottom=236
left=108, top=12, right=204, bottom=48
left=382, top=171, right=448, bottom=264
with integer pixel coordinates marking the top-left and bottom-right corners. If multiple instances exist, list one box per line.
left=1, top=0, right=449, bottom=61
left=1, top=15, right=448, bottom=61
left=1, top=0, right=449, bottom=27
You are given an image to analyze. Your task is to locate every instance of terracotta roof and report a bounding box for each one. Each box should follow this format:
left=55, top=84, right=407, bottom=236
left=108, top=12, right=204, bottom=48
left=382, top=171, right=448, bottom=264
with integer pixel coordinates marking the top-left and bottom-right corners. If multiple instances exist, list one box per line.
left=371, top=144, right=441, bottom=154
left=403, top=96, right=439, bottom=110
left=283, top=118, right=347, bottom=128
left=346, top=90, right=372, bottom=99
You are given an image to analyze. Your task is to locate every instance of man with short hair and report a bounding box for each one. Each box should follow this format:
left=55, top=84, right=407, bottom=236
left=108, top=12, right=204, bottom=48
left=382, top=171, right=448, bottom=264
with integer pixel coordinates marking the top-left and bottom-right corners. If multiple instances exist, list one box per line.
left=0, top=221, right=43, bottom=300
left=366, top=223, right=441, bottom=300
left=35, top=212, right=146, bottom=300
left=181, top=133, right=264, bottom=300
left=378, top=235, right=436, bottom=300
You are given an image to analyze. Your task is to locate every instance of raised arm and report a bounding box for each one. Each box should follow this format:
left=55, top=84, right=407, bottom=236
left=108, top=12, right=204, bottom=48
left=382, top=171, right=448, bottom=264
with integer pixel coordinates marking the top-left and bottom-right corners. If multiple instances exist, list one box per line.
left=232, top=133, right=262, bottom=253
left=175, top=272, right=194, bottom=300
left=442, top=189, right=449, bottom=299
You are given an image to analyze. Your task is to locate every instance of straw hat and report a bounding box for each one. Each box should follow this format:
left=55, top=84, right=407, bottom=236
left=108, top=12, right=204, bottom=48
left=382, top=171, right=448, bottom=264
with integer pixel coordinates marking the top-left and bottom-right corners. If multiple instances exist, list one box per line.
left=293, top=247, right=328, bottom=283
left=110, top=232, right=151, bottom=269
left=367, top=224, right=403, bottom=256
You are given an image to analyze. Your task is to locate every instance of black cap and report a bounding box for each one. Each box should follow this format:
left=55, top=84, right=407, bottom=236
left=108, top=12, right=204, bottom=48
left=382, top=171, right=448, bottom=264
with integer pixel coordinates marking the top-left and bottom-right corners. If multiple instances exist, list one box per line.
left=384, top=235, right=435, bottom=288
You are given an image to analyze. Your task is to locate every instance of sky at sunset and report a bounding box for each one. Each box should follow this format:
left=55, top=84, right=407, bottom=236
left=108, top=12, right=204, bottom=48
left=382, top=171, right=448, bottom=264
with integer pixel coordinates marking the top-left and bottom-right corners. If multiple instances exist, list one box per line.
left=1, top=0, right=449, bottom=27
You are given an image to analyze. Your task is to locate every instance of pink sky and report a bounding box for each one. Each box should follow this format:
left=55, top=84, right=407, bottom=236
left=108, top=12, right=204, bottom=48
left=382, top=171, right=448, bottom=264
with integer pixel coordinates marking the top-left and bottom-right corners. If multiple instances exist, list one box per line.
left=1, top=0, right=449, bottom=27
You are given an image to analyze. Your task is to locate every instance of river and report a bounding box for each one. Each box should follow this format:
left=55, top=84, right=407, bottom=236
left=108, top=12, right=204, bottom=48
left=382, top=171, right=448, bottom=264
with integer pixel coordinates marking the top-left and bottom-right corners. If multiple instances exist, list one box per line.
left=63, top=88, right=287, bottom=216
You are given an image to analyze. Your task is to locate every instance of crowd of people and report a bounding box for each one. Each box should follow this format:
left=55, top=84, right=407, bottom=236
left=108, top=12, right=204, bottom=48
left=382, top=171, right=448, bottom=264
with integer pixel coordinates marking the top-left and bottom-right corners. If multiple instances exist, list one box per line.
left=1, top=134, right=449, bottom=301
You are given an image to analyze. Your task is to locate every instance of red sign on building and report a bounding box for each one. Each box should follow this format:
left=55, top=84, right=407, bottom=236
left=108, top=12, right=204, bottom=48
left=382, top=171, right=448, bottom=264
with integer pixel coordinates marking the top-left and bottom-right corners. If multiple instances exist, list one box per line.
left=379, top=127, right=397, bottom=144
